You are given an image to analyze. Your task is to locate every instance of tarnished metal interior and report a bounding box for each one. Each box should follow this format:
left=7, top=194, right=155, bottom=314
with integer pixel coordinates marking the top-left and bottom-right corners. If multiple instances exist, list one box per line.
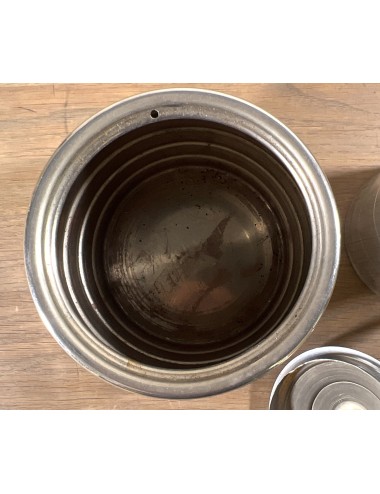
left=56, top=118, right=312, bottom=369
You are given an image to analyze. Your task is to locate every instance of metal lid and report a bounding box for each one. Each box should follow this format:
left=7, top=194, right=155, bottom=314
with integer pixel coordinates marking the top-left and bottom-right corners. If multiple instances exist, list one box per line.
left=269, top=346, right=380, bottom=410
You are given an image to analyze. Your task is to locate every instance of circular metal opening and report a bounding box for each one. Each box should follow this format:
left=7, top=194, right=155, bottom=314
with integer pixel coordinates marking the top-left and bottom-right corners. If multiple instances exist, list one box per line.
left=25, top=89, right=340, bottom=398
left=58, top=119, right=312, bottom=369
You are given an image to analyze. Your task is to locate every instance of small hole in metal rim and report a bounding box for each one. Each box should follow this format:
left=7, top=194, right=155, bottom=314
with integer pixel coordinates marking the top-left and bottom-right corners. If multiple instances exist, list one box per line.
left=150, top=109, right=159, bottom=119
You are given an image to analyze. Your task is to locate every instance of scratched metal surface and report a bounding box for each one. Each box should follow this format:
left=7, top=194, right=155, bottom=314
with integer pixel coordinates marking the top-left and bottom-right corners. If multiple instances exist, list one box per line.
left=2, top=83, right=380, bottom=409
left=102, top=150, right=287, bottom=365
left=106, top=166, right=275, bottom=342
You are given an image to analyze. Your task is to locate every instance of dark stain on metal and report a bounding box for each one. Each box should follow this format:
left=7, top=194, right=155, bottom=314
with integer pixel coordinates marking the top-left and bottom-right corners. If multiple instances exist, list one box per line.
left=200, top=216, right=231, bottom=259
left=240, top=262, right=264, bottom=278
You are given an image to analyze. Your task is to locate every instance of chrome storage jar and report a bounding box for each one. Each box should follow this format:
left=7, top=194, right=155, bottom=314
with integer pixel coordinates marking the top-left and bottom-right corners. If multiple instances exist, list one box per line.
left=25, top=89, right=340, bottom=398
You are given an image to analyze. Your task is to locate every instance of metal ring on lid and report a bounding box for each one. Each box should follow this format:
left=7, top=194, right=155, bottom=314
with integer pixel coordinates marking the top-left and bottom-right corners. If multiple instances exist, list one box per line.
left=269, top=346, right=380, bottom=410
left=313, top=382, right=379, bottom=410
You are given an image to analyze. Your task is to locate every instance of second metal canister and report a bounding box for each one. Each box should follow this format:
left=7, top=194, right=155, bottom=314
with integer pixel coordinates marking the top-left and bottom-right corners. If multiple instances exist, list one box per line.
left=269, top=346, right=380, bottom=410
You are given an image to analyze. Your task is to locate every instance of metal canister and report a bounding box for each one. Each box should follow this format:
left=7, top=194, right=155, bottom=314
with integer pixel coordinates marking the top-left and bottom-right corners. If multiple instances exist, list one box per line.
left=269, top=347, right=380, bottom=410
left=346, top=172, right=380, bottom=294
left=25, top=89, right=340, bottom=399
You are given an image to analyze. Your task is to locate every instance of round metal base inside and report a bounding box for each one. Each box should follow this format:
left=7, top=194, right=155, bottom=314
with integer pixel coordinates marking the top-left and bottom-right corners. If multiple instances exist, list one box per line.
left=105, top=165, right=283, bottom=347
left=71, top=117, right=313, bottom=369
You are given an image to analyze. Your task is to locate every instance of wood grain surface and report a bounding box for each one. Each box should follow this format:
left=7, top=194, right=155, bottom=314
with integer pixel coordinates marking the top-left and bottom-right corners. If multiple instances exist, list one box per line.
left=1, top=83, right=380, bottom=410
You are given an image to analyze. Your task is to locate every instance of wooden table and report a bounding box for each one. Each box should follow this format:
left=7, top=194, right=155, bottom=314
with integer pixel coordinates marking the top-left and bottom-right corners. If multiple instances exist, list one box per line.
left=1, top=83, right=380, bottom=409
